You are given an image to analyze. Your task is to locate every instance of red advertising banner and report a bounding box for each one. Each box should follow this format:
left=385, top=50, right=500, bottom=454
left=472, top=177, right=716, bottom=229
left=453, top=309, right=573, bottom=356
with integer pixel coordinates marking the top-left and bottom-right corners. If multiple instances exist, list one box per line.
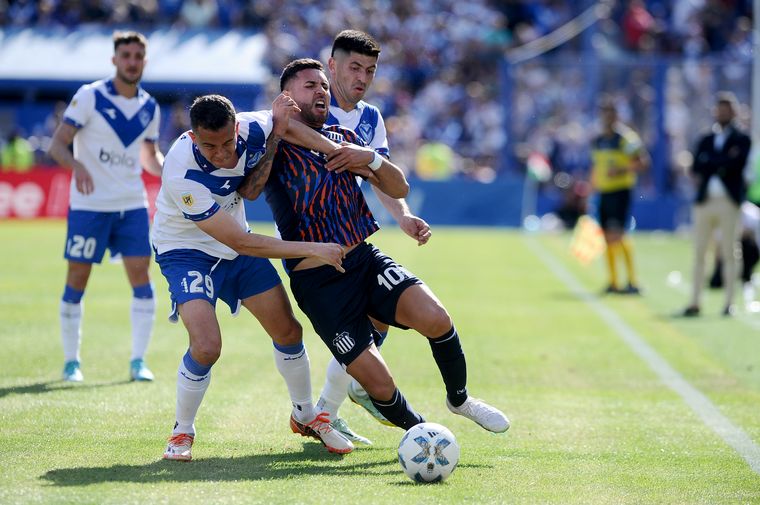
left=0, top=168, right=161, bottom=219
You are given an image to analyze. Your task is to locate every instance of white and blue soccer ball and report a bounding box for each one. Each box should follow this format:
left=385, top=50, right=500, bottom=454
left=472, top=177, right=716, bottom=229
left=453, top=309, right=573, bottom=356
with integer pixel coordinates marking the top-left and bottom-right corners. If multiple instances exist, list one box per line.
left=397, top=422, right=460, bottom=483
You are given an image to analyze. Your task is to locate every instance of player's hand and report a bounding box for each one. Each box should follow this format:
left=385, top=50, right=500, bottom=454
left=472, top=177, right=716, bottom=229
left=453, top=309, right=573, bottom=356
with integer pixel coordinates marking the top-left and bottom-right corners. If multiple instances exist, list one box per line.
left=326, top=142, right=375, bottom=175
left=271, top=92, right=301, bottom=138
left=310, top=242, right=346, bottom=273
left=72, top=162, right=94, bottom=195
left=399, top=214, right=432, bottom=246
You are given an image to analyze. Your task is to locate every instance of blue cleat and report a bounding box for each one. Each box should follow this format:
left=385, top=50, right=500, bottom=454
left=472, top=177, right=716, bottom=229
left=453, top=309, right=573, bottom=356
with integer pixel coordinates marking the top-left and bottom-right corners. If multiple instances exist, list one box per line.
left=130, top=358, right=154, bottom=382
left=62, top=360, right=83, bottom=382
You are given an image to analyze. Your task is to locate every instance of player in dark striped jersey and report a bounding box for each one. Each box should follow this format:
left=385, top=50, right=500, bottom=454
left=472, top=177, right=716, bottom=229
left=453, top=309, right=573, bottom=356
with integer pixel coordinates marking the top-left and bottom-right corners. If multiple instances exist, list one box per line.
left=264, top=58, right=509, bottom=435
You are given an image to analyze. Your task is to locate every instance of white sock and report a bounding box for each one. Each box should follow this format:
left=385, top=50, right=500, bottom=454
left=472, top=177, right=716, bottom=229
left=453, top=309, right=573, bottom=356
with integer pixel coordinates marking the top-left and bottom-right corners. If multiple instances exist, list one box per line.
left=174, top=356, right=211, bottom=436
left=316, top=356, right=352, bottom=421
left=60, top=300, right=82, bottom=362
left=130, top=297, right=155, bottom=361
left=273, top=344, right=315, bottom=422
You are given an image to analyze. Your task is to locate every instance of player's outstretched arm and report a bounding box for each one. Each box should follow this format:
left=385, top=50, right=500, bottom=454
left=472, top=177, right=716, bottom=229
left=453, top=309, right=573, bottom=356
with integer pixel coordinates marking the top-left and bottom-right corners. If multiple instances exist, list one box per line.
left=140, top=140, right=164, bottom=176
left=48, top=122, right=94, bottom=195
left=326, top=143, right=409, bottom=198
left=372, top=188, right=432, bottom=246
left=194, top=209, right=345, bottom=272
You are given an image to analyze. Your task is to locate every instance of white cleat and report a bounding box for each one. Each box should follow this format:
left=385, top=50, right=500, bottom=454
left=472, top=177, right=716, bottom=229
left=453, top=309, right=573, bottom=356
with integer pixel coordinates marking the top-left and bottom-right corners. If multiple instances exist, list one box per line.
left=330, top=417, right=373, bottom=445
left=290, top=411, right=354, bottom=454
left=163, top=433, right=194, bottom=461
left=62, top=361, right=83, bottom=382
left=446, top=396, right=510, bottom=433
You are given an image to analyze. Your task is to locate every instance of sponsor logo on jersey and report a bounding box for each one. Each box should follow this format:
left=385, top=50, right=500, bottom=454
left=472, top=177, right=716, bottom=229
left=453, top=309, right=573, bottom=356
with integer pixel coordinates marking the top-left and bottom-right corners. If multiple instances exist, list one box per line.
left=99, top=148, right=136, bottom=168
left=103, top=108, right=117, bottom=120
left=221, top=180, right=231, bottom=190
left=181, top=193, right=194, bottom=207
left=333, top=331, right=355, bottom=354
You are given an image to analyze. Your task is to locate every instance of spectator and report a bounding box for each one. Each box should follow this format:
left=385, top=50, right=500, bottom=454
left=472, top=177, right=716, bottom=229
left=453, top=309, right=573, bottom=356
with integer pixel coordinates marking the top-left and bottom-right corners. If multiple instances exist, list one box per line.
left=1, top=130, right=34, bottom=172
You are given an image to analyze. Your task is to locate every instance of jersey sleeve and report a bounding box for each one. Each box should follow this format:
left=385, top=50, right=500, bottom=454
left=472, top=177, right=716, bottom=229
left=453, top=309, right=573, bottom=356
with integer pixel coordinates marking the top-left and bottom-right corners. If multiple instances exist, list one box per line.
left=622, top=130, right=644, bottom=157
left=162, top=151, right=221, bottom=221
left=62, top=85, right=95, bottom=129
left=145, top=100, right=161, bottom=142
left=370, top=111, right=390, bottom=158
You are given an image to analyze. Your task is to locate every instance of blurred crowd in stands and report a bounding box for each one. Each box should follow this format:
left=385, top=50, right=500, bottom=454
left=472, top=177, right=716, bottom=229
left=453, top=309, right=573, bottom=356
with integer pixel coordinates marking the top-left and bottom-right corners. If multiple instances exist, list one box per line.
left=0, top=0, right=754, bottom=191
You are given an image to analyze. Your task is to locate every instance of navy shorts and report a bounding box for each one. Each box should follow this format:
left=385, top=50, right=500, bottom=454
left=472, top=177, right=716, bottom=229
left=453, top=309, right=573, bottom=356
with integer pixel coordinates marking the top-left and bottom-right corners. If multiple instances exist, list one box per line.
left=598, top=189, right=632, bottom=232
left=155, top=248, right=281, bottom=323
left=64, top=208, right=151, bottom=263
left=289, top=242, right=422, bottom=366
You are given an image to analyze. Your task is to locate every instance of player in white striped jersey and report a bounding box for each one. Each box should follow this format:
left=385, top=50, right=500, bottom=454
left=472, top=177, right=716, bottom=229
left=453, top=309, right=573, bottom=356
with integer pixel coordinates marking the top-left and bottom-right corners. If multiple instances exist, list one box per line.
left=317, top=30, right=433, bottom=444
left=48, top=31, right=163, bottom=383
left=153, top=94, right=352, bottom=461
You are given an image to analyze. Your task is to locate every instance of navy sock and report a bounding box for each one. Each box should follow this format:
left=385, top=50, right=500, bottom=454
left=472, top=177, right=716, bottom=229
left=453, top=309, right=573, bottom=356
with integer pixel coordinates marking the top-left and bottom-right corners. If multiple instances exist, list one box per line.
left=429, top=326, right=468, bottom=407
left=370, top=388, right=424, bottom=430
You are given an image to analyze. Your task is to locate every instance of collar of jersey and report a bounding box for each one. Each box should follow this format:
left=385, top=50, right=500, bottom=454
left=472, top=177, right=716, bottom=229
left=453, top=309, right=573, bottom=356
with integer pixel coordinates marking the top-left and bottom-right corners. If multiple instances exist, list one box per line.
left=330, top=94, right=360, bottom=111
left=191, top=135, right=247, bottom=173
left=105, top=79, right=145, bottom=99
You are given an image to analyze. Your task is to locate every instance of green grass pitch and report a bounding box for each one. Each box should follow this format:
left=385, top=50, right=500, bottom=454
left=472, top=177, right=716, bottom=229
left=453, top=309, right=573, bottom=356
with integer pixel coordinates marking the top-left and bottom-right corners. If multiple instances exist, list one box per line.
left=1, top=220, right=759, bottom=504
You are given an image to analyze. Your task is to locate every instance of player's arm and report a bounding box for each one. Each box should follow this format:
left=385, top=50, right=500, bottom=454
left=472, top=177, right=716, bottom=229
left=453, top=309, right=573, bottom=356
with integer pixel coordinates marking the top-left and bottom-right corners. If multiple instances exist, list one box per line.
left=283, top=117, right=339, bottom=155
left=372, top=187, right=431, bottom=245
left=194, top=209, right=345, bottom=272
left=326, top=142, right=409, bottom=198
left=140, top=140, right=164, bottom=177
left=47, top=122, right=93, bottom=195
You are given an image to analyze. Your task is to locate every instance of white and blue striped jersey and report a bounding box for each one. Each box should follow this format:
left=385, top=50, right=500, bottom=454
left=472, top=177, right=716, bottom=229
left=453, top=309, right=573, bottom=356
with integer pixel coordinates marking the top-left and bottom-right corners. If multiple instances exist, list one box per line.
left=326, top=95, right=389, bottom=158
left=63, top=78, right=160, bottom=212
left=151, top=110, right=273, bottom=260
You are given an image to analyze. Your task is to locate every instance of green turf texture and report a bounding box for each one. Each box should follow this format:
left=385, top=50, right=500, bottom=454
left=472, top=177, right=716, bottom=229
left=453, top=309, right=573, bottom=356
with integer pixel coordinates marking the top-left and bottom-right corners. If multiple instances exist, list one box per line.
left=1, top=221, right=759, bottom=504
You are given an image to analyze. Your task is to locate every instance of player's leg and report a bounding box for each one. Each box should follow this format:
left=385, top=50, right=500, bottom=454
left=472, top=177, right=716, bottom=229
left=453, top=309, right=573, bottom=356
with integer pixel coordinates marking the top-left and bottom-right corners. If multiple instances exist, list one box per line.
left=394, top=283, right=510, bottom=433
left=599, top=193, right=621, bottom=292
left=717, top=199, right=741, bottom=314
left=615, top=190, right=639, bottom=293
left=114, top=208, right=156, bottom=380
left=60, top=210, right=112, bottom=381
left=234, top=257, right=353, bottom=454
left=685, top=203, right=714, bottom=315
left=164, top=298, right=221, bottom=461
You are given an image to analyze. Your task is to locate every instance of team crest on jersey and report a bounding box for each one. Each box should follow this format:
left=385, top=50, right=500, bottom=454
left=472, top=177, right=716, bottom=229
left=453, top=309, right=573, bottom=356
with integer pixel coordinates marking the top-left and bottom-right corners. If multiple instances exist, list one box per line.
left=333, top=331, right=355, bottom=355
left=181, top=193, right=194, bottom=207
left=138, top=109, right=151, bottom=128
left=358, top=121, right=375, bottom=143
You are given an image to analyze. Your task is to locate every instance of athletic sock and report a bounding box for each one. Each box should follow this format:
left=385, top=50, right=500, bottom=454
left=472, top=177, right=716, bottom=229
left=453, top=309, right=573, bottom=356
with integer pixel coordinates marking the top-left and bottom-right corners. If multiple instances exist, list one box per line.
left=428, top=326, right=468, bottom=407
left=316, top=356, right=352, bottom=421
left=272, top=341, right=315, bottom=422
left=130, top=283, right=155, bottom=361
left=174, top=350, right=212, bottom=436
left=369, top=388, right=424, bottom=430
left=620, top=238, right=637, bottom=286
left=60, top=286, right=84, bottom=362
left=605, top=242, right=619, bottom=288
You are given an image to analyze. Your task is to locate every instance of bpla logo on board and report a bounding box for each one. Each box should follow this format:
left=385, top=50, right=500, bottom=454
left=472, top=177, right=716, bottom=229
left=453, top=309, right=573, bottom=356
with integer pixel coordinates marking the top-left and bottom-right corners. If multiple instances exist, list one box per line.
left=99, top=148, right=136, bottom=168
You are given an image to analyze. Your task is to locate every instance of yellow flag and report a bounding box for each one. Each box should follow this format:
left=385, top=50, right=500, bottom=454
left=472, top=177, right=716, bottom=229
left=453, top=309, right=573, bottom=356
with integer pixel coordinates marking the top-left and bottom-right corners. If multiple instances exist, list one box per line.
left=570, top=215, right=606, bottom=265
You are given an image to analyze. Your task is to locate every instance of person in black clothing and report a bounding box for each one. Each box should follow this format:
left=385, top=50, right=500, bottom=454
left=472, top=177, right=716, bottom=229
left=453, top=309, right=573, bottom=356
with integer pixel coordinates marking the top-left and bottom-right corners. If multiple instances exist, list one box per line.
left=683, top=92, right=751, bottom=317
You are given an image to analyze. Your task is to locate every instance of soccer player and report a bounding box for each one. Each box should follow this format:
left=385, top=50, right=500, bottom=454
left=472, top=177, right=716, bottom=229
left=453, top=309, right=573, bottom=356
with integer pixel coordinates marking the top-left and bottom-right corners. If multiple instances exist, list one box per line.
left=48, top=31, right=163, bottom=383
left=589, top=97, right=650, bottom=294
left=264, top=58, right=509, bottom=435
left=316, top=30, right=432, bottom=445
left=153, top=93, right=353, bottom=461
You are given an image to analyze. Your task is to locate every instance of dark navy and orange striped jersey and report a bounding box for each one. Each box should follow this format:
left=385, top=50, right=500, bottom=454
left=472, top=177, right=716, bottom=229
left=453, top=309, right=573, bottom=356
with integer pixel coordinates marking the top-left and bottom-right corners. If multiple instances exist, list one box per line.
left=265, top=124, right=379, bottom=269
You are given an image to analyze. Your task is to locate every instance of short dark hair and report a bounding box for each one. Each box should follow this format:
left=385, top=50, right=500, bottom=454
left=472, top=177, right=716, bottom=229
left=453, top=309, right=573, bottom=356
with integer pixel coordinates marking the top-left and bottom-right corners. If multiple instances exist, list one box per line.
left=280, top=58, right=325, bottom=91
left=113, top=31, right=147, bottom=52
left=189, top=95, right=236, bottom=131
left=331, top=30, right=381, bottom=58
left=716, top=91, right=739, bottom=109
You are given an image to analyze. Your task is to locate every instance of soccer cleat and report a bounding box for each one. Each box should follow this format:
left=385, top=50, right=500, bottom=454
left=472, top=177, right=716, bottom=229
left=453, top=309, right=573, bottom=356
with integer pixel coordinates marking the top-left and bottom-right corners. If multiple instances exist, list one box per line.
left=603, top=284, right=621, bottom=295
left=62, top=360, right=83, bottom=382
left=347, top=380, right=394, bottom=426
left=290, top=411, right=354, bottom=454
left=130, top=358, right=154, bottom=381
left=330, top=417, right=373, bottom=445
left=446, top=396, right=510, bottom=433
left=623, top=283, right=641, bottom=295
left=163, top=433, right=194, bottom=461
left=682, top=305, right=700, bottom=317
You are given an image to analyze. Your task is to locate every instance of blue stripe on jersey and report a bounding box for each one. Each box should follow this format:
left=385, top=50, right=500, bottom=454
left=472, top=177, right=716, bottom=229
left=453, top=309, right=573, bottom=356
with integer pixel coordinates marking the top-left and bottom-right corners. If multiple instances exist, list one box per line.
left=184, top=170, right=243, bottom=196
left=183, top=202, right=221, bottom=221
left=93, top=90, right=157, bottom=148
left=191, top=136, right=247, bottom=174
left=63, top=116, right=83, bottom=129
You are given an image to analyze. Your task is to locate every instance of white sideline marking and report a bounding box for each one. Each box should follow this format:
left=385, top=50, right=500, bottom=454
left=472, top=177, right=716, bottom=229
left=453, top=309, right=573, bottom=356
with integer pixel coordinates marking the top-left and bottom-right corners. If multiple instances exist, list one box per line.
left=526, top=237, right=760, bottom=475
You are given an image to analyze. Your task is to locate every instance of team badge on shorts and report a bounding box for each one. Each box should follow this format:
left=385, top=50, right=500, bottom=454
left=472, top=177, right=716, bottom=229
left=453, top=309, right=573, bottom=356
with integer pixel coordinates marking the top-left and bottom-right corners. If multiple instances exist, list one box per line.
left=333, top=331, right=355, bottom=354
left=181, top=193, right=194, bottom=207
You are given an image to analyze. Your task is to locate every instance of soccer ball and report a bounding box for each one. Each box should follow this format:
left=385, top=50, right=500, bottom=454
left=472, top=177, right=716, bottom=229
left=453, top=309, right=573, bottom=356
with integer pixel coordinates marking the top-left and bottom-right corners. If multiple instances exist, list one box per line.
left=397, top=422, right=460, bottom=483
